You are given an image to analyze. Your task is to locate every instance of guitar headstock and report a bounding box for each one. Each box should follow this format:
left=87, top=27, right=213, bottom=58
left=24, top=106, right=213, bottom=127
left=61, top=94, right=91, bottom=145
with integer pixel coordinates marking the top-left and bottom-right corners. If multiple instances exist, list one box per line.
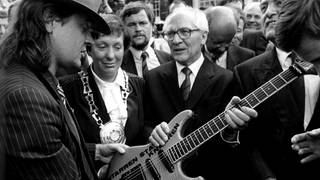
left=291, top=51, right=318, bottom=76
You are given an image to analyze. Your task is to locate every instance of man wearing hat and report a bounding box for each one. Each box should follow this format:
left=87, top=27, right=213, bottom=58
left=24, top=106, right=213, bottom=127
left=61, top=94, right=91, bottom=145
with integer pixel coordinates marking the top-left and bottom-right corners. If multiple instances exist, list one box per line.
left=0, top=0, right=126, bottom=179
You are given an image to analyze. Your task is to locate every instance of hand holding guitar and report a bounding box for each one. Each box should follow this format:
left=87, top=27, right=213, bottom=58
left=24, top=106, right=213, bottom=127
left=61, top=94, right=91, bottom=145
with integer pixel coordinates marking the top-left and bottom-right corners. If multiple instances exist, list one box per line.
left=149, top=96, right=258, bottom=147
left=95, top=143, right=128, bottom=179
left=225, top=96, right=258, bottom=130
left=291, top=128, right=320, bottom=164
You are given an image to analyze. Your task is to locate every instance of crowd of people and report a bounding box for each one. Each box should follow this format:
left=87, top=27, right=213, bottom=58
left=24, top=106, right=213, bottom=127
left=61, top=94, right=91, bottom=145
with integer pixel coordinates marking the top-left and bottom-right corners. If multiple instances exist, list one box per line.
left=0, top=0, right=320, bottom=180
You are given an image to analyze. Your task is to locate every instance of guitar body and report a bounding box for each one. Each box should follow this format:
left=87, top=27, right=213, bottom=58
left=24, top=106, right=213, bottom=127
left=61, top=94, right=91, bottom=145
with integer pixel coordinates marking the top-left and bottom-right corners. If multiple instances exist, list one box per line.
left=107, top=110, right=203, bottom=180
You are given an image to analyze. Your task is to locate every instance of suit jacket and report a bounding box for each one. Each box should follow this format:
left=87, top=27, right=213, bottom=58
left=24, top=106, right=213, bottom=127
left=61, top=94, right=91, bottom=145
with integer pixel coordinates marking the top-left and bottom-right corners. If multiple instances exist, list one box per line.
left=226, top=45, right=255, bottom=70
left=144, top=57, right=251, bottom=179
left=121, top=48, right=171, bottom=75
left=60, top=67, right=147, bottom=170
left=233, top=48, right=320, bottom=180
left=240, top=30, right=268, bottom=56
left=0, top=64, right=97, bottom=180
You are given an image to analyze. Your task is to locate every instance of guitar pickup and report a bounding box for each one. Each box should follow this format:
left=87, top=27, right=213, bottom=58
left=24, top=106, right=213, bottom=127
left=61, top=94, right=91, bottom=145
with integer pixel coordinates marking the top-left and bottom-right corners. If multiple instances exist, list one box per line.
left=146, top=158, right=161, bottom=180
left=159, top=149, right=174, bottom=173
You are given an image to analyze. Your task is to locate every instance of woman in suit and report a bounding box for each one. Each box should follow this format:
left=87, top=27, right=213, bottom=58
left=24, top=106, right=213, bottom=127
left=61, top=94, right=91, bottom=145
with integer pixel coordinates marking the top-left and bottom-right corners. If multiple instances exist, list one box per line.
left=60, top=14, right=147, bottom=177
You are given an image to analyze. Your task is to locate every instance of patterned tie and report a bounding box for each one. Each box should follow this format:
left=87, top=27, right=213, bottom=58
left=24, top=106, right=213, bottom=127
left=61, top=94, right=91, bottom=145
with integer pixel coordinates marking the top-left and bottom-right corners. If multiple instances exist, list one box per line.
left=57, top=83, right=67, bottom=106
left=181, top=67, right=192, bottom=102
left=141, top=51, right=148, bottom=76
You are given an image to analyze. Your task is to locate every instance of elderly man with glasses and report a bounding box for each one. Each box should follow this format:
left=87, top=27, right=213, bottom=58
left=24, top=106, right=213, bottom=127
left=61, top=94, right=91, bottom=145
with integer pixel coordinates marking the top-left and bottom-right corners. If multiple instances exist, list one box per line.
left=143, top=6, right=257, bottom=180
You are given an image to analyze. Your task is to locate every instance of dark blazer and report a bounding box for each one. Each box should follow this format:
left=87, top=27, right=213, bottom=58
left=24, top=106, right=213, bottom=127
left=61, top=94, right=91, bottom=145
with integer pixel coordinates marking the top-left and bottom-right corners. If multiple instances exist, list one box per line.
left=60, top=67, right=147, bottom=170
left=144, top=57, right=251, bottom=179
left=121, top=48, right=171, bottom=75
left=226, top=45, right=255, bottom=70
left=234, top=48, right=320, bottom=180
left=240, top=30, right=268, bottom=56
left=0, top=64, right=97, bottom=180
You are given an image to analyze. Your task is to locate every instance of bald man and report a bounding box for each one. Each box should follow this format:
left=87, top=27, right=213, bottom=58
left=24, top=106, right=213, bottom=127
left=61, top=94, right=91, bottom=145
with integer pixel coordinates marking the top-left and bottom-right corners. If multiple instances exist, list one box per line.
left=204, top=6, right=255, bottom=70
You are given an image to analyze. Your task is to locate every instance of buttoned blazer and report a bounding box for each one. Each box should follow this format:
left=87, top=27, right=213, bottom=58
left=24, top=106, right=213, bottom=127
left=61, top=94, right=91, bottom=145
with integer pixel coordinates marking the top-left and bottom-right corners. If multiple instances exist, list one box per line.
left=233, top=48, right=320, bottom=180
left=121, top=48, right=171, bottom=75
left=143, top=57, right=251, bottom=179
left=0, top=64, right=97, bottom=180
left=226, top=45, right=255, bottom=70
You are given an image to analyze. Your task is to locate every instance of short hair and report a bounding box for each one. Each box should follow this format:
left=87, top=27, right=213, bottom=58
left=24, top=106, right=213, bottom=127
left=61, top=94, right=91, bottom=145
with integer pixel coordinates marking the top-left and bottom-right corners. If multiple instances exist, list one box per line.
left=169, top=0, right=187, bottom=13
left=163, top=7, right=209, bottom=32
left=120, top=1, right=155, bottom=25
left=90, top=14, right=131, bottom=51
left=276, top=0, right=320, bottom=52
left=0, top=0, right=85, bottom=71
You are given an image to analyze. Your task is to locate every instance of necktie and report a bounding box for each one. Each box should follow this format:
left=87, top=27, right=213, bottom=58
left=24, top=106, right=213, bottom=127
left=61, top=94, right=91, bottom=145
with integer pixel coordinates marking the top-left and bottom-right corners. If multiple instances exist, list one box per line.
left=181, top=67, right=192, bottom=102
left=141, top=51, right=148, bottom=75
left=57, top=83, right=67, bottom=106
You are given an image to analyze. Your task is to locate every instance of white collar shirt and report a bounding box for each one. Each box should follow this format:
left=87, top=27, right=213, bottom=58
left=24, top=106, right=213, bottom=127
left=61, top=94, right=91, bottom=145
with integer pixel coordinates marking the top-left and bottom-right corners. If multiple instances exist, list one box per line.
left=130, top=38, right=161, bottom=77
left=176, top=53, right=204, bottom=90
left=91, top=66, right=128, bottom=126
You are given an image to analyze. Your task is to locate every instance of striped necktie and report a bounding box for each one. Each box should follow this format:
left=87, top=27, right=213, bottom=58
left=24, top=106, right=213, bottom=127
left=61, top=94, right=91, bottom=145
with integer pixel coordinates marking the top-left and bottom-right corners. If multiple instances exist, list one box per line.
left=181, top=67, right=192, bottom=102
left=57, top=83, right=67, bottom=106
left=141, top=51, right=148, bottom=71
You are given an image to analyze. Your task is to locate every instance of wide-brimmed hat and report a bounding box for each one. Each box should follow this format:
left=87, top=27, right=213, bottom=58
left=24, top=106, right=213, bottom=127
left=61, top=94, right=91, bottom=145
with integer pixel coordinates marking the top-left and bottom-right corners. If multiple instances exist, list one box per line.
left=56, top=0, right=110, bottom=34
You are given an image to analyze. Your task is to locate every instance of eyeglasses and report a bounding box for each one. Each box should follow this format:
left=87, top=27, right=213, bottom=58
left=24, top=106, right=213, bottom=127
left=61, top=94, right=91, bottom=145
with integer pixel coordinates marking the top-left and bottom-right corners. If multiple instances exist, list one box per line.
left=164, top=28, right=201, bottom=41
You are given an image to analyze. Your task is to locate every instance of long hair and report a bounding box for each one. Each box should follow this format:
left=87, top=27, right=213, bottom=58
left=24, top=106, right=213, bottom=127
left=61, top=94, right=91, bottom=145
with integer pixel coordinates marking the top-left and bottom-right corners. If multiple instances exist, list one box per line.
left=275, top=0, right=320, bottom=52
left=0, top=0, right=78, bottom=72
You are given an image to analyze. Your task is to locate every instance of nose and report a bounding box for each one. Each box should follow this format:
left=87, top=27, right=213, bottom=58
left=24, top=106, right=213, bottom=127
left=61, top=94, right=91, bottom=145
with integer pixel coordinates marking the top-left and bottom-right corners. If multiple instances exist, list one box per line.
left=105, top=47, right=115, bottom=60
left=172, top=32, right=183, bottom=44
left=265, top=4, right=278, bottom=19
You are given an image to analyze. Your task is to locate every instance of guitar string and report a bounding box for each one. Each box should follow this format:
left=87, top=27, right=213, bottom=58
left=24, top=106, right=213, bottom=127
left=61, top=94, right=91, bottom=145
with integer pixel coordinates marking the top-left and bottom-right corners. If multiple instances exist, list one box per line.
left=117, top=69, right=298, bottom=179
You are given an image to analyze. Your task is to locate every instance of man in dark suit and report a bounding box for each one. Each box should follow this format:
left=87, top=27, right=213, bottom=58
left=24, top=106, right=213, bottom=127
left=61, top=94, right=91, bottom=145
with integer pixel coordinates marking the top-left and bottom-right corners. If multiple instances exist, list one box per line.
left=145, top=7, right=257, bottom=180
left=120, top=1, right=171, bottom=78
left=234, top=0, right=320, bottom=179
left=240, top=29, right=268, bottom=55
left=204, top=6, right=255, bottom=71
left=0, top=0, right=126, bottom=179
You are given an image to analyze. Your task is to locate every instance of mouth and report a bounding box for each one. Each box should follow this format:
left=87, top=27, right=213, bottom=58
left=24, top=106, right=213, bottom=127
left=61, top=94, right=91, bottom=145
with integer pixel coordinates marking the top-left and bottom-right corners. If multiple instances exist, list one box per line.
left=172, top=48, right=187, bottom=54
left=265, top=19, right=277, bottom=27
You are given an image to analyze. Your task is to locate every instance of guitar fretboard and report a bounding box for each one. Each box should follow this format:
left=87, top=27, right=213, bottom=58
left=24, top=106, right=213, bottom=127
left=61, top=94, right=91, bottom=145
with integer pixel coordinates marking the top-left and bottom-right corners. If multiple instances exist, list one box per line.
left=167, top=67, right=299, bottom=163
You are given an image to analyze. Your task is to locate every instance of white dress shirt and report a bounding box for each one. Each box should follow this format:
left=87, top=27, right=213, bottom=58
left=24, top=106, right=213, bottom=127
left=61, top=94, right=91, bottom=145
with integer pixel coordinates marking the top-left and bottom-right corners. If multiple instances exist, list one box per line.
left=91, top=66, right=128, bottom=126
left=276, top=48, right=320, bottom=129
left=215, top=51, right=228, bottom=69
left=176, top=53, right=204, bottom=90
left=130, top=38, right=161, bottom=77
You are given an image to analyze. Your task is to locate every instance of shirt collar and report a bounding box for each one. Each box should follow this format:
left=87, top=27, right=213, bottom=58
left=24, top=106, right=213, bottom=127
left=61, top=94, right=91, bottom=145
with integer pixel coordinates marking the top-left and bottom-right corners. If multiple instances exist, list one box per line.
left=276, top=47, right=291, bottom=70
left=91, top=65, right=125, bottom=88
left=176, top=53, right=204, bottom=77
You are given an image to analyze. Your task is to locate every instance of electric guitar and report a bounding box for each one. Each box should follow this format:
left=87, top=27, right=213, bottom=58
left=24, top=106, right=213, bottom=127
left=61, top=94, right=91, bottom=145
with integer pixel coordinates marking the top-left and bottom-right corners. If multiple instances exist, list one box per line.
left=107, top=52, right=317, bottom=180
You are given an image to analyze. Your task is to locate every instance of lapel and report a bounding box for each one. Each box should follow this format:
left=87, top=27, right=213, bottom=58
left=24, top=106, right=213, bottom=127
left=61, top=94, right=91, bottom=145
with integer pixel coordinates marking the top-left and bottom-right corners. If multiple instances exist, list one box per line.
left=307, top=95, right=320, bottom=130
left=187, top=58, right=215, bottom=108
left=35, top=70, right=82, bottom=144
left=84, top=67, right=111, bottom=124
left=122, top=50, right=138, bottom=75
left=123, top=77, right=139, bottom=141
left=226, top=46, right=237, bottom=70
left=159, top=61, right=185, bottom=111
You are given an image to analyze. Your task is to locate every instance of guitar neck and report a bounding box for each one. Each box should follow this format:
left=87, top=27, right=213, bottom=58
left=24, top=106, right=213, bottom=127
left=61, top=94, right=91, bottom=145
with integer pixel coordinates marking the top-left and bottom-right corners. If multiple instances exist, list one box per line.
left=167, top=66, right=299, bottom=163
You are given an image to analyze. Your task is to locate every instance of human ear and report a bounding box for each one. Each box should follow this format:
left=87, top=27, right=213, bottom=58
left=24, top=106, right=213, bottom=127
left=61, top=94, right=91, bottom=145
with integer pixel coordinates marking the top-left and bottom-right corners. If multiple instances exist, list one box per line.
left=201, top=31, right=208, bottom=45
